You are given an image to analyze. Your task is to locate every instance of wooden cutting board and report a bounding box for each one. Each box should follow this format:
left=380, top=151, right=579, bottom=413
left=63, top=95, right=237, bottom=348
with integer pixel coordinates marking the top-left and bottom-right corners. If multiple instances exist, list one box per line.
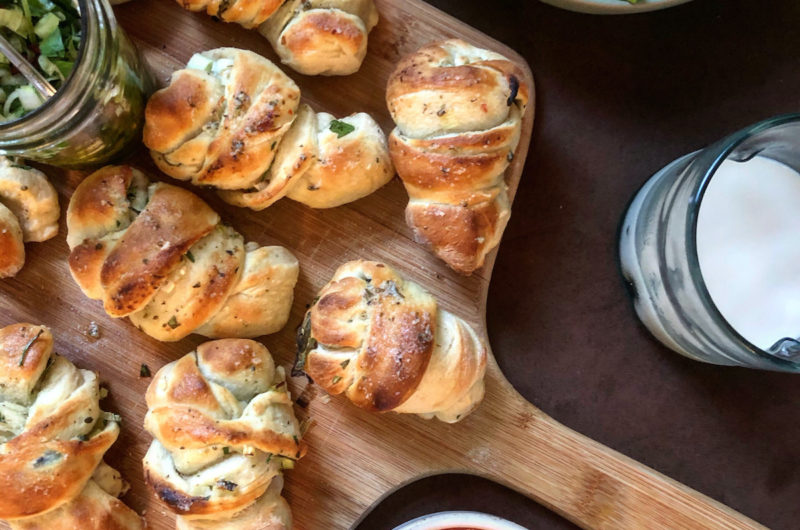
left=0, top=0, right=766, bottom=528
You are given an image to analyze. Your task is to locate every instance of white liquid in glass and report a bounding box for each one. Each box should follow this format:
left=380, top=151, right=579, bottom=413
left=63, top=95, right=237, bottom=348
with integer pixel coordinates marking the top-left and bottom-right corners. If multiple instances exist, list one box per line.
left=697, top=156, right=800, bottom=350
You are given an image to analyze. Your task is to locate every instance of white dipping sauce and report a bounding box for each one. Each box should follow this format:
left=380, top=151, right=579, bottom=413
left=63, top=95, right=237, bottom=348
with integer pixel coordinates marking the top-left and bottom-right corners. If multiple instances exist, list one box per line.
left=697, top=156, right=800, bottom=350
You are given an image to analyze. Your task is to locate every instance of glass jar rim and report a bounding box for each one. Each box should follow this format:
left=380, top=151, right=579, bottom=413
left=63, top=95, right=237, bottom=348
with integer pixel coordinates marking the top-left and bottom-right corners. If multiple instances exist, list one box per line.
left=687, top=113, right=800, bottom=365
left=0, top=0, right=90, bottom=130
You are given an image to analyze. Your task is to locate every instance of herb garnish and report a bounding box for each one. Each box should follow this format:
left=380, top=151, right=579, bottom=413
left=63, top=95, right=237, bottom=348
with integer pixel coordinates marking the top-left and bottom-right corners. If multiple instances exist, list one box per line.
left=329, top=119, right=355, bottom=138
left=139, top=363, right=151, bottom=378
left=185, top=251, right=195, bottom=263
left=18, top=328, right=43, bottom=367
left=216, top=479, right=237, bottom=491
left=167, top=316, right=180, bottom=329
left=33, top=449, right=62, bottom=468
left=293, top=312, right=315, bottom=377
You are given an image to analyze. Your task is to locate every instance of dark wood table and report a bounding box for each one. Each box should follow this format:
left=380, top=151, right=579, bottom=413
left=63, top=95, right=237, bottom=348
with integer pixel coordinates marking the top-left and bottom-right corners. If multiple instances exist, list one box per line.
left=360, top=0, right=800, bottom=528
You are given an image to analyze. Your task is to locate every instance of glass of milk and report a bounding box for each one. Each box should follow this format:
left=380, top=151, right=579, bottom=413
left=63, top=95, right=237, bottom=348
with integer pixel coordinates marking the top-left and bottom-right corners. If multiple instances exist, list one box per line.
left=619, top=114, right=800, bottom=370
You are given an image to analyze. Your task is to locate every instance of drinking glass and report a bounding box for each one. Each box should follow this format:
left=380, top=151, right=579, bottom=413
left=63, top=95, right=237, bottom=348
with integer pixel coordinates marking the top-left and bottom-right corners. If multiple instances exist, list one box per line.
left=619, top=114, right=800, bottom=371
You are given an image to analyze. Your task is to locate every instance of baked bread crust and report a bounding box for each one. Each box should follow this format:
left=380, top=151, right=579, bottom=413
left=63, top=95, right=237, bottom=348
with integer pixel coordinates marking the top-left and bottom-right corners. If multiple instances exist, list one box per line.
left=0, top=202, right=24, bottom=278
left=0, top=157, right=60, bottom=279
left=143, top=339, right=304, bottom=529
left=219, top=103, right=393, bottom=210
left=66, top=166, right=299, bottom=341
left=386, top=39, right=530, bottom=274
left=0, top=157, right=59, bottom=243
left=177, top=0, right=285, bottom=28
left=297, top=260, right=487, bottom=422
left=173, top=0, right=378, bottom=75
left=145, top=49, right=393, bottom=209
left=0, top=324, right=142, bottom=530
left=259, top=0, right=379, bottom=76
left=144, top=48, right=301, bottom=191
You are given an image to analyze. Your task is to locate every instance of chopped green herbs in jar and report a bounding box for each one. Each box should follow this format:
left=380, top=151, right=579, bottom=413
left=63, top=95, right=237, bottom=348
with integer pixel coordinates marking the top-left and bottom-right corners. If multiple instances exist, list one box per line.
left=0, top=0, right=81, bottom=121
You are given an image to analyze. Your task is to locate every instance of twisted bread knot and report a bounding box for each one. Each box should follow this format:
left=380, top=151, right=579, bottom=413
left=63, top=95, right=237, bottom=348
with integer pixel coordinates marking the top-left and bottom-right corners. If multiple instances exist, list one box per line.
left=173, top=0, right=378, bottom=76
left=177, top=0, right=285, bottom=28
left=0, top=203, right=23, bottom=278
left=145, top=48, right=393, bottom=210
left=297, top=260, right=487, bottom=422
left=259, top=0, right=379, bottom=76
left=219, top=103, right=393, bottom=210
left=0, top=157, right=59, bottom=278
left=0, top=324, right=142, bottom=529
left=66, top=166, right=299, bottom=342
left=386, top=39, right=531, bottom=274
left=144, top=48, right=301, bottom=191
left=144, top=339, right=304, bottom=529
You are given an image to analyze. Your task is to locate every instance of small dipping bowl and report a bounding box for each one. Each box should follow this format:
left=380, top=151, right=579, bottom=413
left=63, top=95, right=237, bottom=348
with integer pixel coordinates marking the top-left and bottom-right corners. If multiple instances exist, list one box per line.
left=393, top=511, right=528, bottom=530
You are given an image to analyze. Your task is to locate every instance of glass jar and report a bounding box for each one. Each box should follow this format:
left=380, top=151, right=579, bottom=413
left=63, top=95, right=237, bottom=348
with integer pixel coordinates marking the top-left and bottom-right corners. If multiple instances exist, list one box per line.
left=619, top=114, right=800, bottom=371
left=0, top=0, right=152, bottom=168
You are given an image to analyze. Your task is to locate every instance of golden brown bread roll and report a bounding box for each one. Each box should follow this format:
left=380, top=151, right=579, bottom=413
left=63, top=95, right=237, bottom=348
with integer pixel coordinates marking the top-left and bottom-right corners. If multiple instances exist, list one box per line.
left=143, top=339, right=304, bottom=529
left=0, top=158, right=59, bottom=242
left=144, top=48, right=301, bottom=191
left=176, top=0, right=284, bottom=28
left=0, top=202, right=24, bottom=278
left=0, top=324, right=142, bottom=530
left=173, top=0, right=377, bottom=75
left=219, top=103, right=393, bottom=209
left=386, top=39, right=531, bottom=274
left=66, top=166, right=299, bottom=342
left=258, top=0, right=379, bottom=76
left=0, top=157, right=60, bottom=278
left=296, top=260, right=487, bottom=422
left=145, top=48, right=393, bottom=210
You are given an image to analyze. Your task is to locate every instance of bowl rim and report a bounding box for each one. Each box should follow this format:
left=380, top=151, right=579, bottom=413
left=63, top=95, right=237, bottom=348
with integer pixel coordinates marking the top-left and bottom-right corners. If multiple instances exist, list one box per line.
left=540, top=0, right=694, bottom=15
left=392, top=511, right=529, bottom=530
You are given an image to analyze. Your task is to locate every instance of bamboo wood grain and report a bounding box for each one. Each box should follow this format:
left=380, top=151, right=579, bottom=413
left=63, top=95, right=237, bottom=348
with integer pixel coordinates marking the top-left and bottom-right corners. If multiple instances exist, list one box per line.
left=0, top=0, right=765, bottom=528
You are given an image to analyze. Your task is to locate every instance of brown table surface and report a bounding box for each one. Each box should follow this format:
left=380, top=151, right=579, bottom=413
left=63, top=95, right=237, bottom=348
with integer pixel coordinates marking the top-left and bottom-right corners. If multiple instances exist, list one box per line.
left=359, top=0, right=800, bottom=528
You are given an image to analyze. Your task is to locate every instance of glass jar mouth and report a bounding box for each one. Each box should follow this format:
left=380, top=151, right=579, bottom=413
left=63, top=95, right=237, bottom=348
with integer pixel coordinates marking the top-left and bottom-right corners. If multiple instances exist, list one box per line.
left=0, top=0, right=90, bottom=129
left=687, top=113, right=800, bottom=364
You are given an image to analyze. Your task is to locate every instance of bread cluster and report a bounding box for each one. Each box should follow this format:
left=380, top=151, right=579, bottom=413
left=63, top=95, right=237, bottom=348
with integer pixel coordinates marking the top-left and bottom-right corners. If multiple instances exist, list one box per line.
left=175, top=0, right=378, bottom=76
left=0, top=157, right=59, bottom=278
left=144, top=48, right=392, bottom=210
left=66, top=165, right=299, bottom=342
left=296, top=260, right=487, bottom=422
left=1, top=22, right=531, bottom=528
left=386, top=39, right=530, bottom=274
left=143, top=339, right=304, bottom=529
left=0, top=324, right=142, bottom=529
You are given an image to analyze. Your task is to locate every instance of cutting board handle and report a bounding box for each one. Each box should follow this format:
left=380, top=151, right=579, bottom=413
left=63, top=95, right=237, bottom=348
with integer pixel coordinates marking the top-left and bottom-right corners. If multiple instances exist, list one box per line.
left=469, top=361, right=765, bottom=529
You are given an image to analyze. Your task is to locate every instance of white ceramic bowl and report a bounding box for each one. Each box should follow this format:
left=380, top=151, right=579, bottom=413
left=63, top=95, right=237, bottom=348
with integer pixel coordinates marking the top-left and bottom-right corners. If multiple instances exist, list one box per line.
left=541, top=0, right=693, bottom=15
left=393, top=511, right=528, bottom=530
